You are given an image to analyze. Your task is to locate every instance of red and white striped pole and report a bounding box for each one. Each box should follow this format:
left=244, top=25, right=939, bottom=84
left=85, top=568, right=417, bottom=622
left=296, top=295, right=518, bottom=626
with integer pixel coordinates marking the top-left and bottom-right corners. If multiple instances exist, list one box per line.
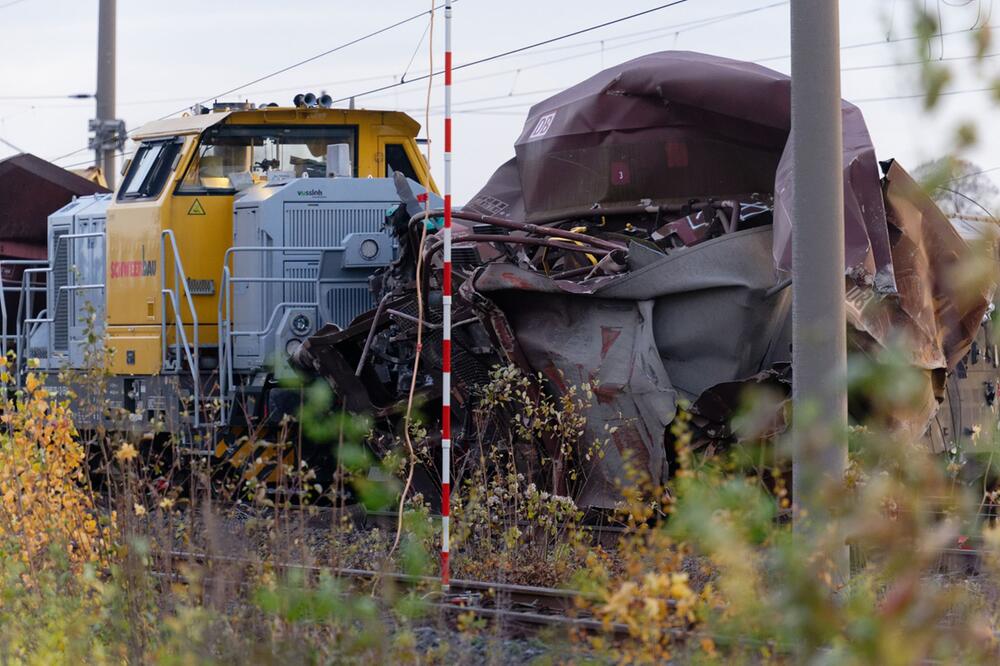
left=441, top=0, right=453, bottom=590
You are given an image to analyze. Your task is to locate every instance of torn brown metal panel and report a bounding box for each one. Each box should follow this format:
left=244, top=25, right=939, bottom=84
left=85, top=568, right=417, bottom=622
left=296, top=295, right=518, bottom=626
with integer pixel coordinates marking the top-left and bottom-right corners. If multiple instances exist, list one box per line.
left=843, top=162, right=989, bottom=370
left=470, top=227, right=788, bottom=507
left=883, top=161, right=989, bottom=368
left=473, top=227, right=790, bottom=399
left=295, top=51, right=994, bottom=511
left=483, top=291, right=675, bottom=508
left=466, top=51, right=894, bottom=292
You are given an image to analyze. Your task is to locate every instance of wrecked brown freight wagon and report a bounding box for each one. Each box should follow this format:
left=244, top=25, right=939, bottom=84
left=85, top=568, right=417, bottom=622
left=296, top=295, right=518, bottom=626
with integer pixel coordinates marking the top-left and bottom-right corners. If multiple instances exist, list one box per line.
left=292, top=52, right=991, bottom=510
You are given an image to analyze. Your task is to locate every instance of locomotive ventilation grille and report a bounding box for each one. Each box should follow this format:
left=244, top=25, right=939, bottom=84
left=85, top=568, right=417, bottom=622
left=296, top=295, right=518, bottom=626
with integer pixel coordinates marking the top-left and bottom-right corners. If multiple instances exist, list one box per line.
left=326, top=286, right=375, bottom=329
left=284, top=205, right=386, bottom=247
left=51, top=227, right=69, bottom=352
left=281, top=204, right=387, bottom=328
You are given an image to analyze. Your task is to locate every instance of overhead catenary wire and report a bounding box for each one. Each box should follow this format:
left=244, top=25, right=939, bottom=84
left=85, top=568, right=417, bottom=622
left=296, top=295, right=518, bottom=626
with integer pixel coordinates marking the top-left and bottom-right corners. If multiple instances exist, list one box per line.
left=396, top=87, right=563, bottom=115
left=36, top=0, right=968, bottom=113
left=43, top=3, right=1000, bottom=167
left=840, top=49, right=1000, bottom=71
left=394, top=30, right=1000, bottom=120
left=24, top=1, right=785, bottom=113
left=334, top=17, right=1000, bottom=106
left=107, top=0, right=787, bottom=111
left=424, top=80, right=1000, bottom=117
left=50, top=146, right=93, bottom=163
left=755, top=22, right=999, bottom=63
left=355, top=40, right=1000, bottom=114
left=44, top=3, right=456, bottom=164
left=449, top=108, right=525, bottom=116
left=47, top=1, right=705, bottom=164
left=59, top=148, right=135, bottom=170
left=106, top=74, right=397, bottom=109
left=0, top=136, right=26, bottom=153
left=198, top=18, right=1000, bottom=112
left=429, top=0, right=788, bottom=62
left=326, top=19, right=1000, bottom=115
left=946, top=165, right=1000, bottom=182
left=358, top=16, right=740, bottom=107
left=852, top=83, right=997, bottom=102
left=936, top=185, right=1000, bottom=219
left=24, top=8, right=981, bottom=113
left=400, top=16, right=433, bottom=83
left=152, top=2, right=456, bottom=122
left=38, top=0, right=970, bottom=159
left=329, top=0, right=696, bottom=105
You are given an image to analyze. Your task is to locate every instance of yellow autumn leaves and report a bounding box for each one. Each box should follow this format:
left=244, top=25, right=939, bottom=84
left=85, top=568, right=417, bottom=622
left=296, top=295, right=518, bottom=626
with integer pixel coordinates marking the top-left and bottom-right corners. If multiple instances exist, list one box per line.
left=592, top=571, right=709, bottom=662
left=0, top=370, right=106, bottom=573
left=601, top=571, right=697, bottom=624
left=115, top=442, right=138, bottom=462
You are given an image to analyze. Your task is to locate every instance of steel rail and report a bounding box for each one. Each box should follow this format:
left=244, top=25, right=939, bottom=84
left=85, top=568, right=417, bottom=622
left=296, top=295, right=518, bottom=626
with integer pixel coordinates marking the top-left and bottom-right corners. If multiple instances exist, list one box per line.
left=156, top=550, right=776, bottom=645
left=159, top=548, right=638, bottom=638
left=155, top=557, right=630, bottom=635
left=156, top=549, right=637, bottom=636
left=165, top=549, right=586, bottom=610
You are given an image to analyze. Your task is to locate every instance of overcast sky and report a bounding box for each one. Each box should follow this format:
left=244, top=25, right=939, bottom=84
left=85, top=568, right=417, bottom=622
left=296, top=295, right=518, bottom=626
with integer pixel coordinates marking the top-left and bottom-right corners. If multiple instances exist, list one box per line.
left=2, top=0, right=999, bottom=202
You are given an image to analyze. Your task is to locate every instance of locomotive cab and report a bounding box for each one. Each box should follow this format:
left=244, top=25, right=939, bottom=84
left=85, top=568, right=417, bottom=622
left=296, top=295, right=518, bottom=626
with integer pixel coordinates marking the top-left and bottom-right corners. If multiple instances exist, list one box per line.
left=107, top=107, right=433, bottom=376
left=11, top=103, right=437, bottom=439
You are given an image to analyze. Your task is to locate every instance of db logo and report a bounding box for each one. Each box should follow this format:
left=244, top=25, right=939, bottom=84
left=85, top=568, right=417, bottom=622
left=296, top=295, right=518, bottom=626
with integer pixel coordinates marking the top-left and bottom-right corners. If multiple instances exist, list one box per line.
left=528, top=112, right=556, bottom=140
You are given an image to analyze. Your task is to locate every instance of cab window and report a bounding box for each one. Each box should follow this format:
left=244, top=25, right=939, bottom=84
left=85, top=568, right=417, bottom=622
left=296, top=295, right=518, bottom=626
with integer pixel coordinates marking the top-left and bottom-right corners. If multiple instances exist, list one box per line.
left=177, top=125, right=358, bottom=194
left=385, top=143, right=419, bottom=182
left=117, top=140, right=182, bottom=201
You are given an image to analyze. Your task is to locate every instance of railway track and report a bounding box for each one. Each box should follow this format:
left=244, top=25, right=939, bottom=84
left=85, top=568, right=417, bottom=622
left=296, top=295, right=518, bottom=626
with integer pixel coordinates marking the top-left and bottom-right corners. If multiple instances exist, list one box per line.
left=159, top=497, right=1000, bottom=641
left=159, top=549, right=635, bottom=636
left=173, top=500, right=630, bottom=547
left=156, top=549, right=782, bottom=653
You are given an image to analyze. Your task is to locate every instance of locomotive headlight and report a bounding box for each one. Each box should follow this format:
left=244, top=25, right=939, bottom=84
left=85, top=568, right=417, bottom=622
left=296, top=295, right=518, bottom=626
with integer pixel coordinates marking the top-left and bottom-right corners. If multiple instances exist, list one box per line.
left=359, top=238, right=380, bottom=260
left=291, top=314, right=311, bottom=335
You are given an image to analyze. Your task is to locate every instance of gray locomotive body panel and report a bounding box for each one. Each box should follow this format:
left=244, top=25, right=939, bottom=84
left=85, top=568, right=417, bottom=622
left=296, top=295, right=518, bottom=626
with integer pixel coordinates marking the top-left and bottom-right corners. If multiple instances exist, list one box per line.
left=229, top=177, right=438, bottom=373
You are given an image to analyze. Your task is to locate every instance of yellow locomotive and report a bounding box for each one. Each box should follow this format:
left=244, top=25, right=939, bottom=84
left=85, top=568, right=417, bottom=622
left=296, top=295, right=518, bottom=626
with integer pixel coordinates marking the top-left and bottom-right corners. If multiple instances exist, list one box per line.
left=7, top=99, right=438, bottom=450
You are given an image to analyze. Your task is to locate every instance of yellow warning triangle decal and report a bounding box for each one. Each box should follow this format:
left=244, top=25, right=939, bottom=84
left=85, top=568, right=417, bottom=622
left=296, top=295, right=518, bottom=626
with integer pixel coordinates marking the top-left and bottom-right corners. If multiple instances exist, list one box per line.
left=187, top=199, right=206, bottom=215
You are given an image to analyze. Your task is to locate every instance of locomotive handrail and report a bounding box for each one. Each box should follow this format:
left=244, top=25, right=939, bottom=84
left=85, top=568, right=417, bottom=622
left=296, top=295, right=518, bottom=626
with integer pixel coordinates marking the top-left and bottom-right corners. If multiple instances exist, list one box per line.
left=161, top=229, right=201, bottom=428
left=17, top=267, right=46, bottom=381
left=221, top=245, right=345, bottom=266
left=216, top=244, right=347, bottom=425
left=229, top=301, right=319, bottom=338
left=218, top=265, right=231, bottom=423
left=0, top=259, right=48, bottom=353
left=12, top=232, right=105, bottom=382
left=19, top=284, right=103, bottom=383
left=162, top=287, right=201, bottom=427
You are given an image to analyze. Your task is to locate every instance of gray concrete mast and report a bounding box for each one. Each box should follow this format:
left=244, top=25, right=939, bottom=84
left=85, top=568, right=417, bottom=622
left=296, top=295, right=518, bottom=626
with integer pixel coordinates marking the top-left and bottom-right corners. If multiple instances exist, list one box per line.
left=91, top=0, right=122, bottom=188
left=790, top=0, right=849, bottom=578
